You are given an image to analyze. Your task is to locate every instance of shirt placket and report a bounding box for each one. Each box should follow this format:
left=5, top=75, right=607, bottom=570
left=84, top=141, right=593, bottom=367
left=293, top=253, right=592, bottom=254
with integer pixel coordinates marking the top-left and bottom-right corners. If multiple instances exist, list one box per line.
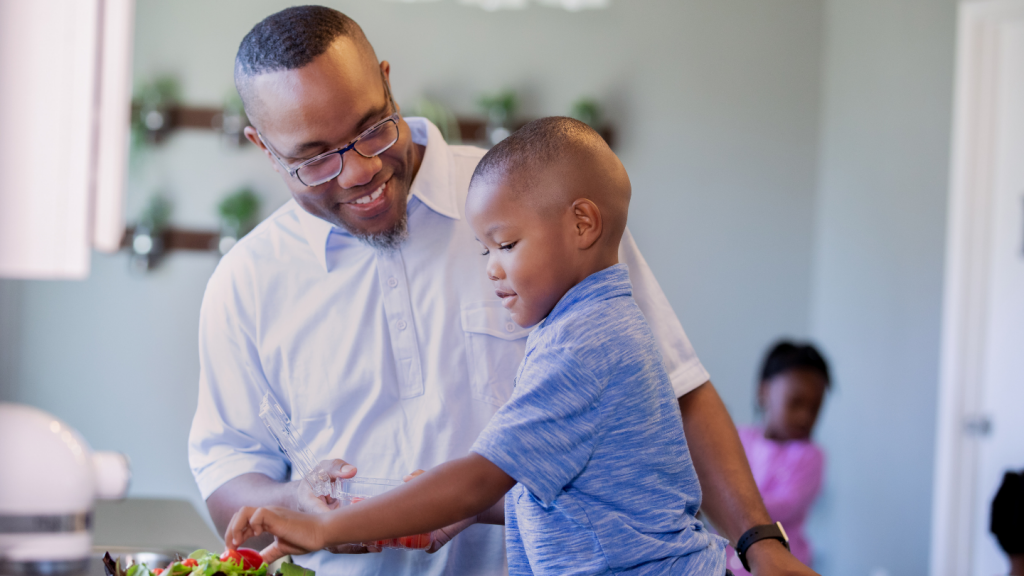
left=375, top=249, right=425, bottom=399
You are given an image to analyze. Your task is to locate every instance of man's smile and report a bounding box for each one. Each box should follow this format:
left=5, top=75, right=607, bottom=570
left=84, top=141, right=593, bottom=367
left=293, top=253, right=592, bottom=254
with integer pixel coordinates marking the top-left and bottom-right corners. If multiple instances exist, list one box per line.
left=340, top=177, right=392, bottom=218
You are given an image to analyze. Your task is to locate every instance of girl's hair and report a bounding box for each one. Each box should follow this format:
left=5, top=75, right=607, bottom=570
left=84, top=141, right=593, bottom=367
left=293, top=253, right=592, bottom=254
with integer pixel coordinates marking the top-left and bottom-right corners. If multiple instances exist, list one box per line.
left=759, top=340, right=831, bottom=387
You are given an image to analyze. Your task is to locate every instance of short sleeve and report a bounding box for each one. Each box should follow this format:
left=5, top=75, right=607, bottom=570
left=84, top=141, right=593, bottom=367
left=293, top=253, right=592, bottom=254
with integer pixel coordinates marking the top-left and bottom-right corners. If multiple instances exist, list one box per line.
left=619, top=228, right=710, bottom=397
left=187, top=254, right=288, bottom=499
left=471, top=347, right=603, bottom=505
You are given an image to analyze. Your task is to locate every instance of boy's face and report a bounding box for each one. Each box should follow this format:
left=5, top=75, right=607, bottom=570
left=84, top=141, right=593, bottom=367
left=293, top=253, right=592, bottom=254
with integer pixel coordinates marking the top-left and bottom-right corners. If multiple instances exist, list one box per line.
left=466, top=178, right=580, bottom=328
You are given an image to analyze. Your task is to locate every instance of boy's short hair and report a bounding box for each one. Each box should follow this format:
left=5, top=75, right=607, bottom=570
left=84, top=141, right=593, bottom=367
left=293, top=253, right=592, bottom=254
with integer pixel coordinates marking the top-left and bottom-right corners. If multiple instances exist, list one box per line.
left=470, top=116, right=604, bottom=190
left=992, top=470, right=1024, bottom=555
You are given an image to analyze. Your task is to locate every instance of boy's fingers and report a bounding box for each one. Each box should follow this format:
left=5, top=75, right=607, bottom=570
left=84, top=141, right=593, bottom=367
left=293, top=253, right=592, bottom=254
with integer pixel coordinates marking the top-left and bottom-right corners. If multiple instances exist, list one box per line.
left=249, top=507, right=277, bottom=536
left=225, top=506, right=256, bottom=548
left=259, top=541, right=287, bottom=565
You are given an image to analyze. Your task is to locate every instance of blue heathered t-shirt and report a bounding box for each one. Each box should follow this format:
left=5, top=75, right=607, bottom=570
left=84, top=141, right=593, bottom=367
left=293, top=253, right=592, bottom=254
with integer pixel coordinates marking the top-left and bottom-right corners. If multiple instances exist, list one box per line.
left=471, top=264, right=727, bottom=575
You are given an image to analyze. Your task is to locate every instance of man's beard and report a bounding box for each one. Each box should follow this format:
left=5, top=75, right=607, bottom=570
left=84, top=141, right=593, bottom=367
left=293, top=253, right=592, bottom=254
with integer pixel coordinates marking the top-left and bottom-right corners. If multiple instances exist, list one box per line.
left=353, top=213, right=408, bottom=252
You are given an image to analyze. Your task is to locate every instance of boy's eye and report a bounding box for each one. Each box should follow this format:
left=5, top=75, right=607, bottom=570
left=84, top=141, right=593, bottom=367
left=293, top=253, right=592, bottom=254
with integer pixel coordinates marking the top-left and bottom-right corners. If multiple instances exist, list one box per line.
left=500, top=241, right=517, bottom=251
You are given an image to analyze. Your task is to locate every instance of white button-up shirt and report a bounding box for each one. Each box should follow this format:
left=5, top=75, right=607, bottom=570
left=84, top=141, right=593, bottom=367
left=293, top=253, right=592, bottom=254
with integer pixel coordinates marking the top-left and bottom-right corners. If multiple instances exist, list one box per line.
left=188, top=118, right=710, bottom=576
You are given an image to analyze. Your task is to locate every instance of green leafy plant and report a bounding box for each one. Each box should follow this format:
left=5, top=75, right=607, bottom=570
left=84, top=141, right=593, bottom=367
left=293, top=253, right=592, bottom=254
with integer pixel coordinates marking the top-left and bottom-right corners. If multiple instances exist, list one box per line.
left=131, top=74, right=181, bottom=149
left=570, top=97, right=601, bottom=128
left=478, top=90, right=518, bottom=126
left=138, top=194, right=172, bottom=233
left=218, top=187, right=261, bottom=237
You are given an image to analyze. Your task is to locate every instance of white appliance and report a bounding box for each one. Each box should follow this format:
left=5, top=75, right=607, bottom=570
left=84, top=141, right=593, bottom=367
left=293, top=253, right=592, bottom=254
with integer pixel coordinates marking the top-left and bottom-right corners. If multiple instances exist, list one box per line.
left=0, top=403, right=131, bottom=575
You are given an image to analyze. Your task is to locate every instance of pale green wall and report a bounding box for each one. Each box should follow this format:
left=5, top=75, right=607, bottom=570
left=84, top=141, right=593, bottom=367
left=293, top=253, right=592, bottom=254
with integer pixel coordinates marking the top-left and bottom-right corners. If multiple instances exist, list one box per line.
left=806, top=0, right=957, bottom=574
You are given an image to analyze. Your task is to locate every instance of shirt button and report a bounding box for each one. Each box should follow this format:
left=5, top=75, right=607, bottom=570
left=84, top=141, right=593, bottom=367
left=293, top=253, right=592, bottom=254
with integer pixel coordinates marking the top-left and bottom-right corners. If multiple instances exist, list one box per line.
left=505, top=322, right=515, bottom=332
left=397, top=320, right=408, bottom=331
left=387, top=276, right=398, bottom=288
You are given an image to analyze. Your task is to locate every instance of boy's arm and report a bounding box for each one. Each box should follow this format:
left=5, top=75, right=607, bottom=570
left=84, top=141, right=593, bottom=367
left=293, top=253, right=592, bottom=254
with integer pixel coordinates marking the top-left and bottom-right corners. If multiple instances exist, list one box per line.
left=227, top=453, right=515, bottom=562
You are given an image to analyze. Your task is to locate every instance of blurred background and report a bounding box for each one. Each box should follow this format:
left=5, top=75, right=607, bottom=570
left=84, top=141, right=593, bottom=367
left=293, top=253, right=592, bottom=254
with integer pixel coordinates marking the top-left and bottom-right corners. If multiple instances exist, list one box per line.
left=0, top=0, right=965, bottom=574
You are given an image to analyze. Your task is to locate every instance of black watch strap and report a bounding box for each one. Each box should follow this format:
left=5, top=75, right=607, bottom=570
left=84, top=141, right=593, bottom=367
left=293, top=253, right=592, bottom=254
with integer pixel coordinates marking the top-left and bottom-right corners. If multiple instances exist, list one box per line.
left=736, top=521, right=789, bottom=572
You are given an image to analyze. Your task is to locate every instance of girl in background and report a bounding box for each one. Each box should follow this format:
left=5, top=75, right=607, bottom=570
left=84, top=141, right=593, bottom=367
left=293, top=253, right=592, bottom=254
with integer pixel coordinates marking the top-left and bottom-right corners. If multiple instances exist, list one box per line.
left=726, top=341, right=830, bottom=574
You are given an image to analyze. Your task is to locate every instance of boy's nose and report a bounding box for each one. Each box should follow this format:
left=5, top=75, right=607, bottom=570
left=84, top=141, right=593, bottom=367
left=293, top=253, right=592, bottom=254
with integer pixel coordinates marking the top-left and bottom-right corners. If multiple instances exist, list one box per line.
left=336, top=153, right=382, bottom=189
left=486, top=258, right=504, bottom=281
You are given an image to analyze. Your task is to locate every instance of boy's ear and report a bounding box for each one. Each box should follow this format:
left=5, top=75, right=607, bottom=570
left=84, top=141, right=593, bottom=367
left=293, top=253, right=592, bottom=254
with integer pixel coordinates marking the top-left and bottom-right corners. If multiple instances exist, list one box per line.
left=572, top=199, right=603, bottom=250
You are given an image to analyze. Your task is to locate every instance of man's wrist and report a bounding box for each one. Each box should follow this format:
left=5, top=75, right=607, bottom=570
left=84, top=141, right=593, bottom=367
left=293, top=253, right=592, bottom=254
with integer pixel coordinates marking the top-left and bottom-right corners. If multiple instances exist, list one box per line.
left=743, top=538, right=789, bottom=572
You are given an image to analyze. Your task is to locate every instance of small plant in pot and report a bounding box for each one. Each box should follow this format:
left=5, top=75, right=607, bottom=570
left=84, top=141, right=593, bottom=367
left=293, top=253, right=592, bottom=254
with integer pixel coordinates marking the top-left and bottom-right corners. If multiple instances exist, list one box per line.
left=217, top=187, right=261, bottom=254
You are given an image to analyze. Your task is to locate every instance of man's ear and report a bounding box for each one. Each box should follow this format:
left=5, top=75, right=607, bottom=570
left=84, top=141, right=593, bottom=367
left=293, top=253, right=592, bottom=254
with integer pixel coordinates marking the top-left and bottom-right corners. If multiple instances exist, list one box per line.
left=380, top=60, right=399, bottom=114
left=244, top=126, right=284, bottom=176
left=572, top=199, right=603, bottom=250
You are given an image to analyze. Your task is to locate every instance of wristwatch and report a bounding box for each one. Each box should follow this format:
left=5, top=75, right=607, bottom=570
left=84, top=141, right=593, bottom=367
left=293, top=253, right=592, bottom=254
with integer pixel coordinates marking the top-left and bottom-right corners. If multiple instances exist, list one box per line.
left=736, top=521, right=790, bottom=572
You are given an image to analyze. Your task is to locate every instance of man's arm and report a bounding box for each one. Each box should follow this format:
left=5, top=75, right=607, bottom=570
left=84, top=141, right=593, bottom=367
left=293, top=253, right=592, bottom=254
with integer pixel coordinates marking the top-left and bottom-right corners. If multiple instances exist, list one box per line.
left=208, top=460, right=358, bottom=550
left=680, top=381, right=818, bottom=575
left=208, top=474, right=300, bottom=549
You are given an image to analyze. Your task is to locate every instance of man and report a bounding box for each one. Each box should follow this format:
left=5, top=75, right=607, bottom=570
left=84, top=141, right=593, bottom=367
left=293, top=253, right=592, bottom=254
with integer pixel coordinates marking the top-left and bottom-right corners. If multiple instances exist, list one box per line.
left=188, top=6, right=816, bottom=576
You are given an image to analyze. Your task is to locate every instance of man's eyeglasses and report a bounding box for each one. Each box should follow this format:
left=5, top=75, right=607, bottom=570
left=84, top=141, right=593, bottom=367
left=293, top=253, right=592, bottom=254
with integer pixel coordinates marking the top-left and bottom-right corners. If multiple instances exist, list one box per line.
left=258, top=77, right=400, bottom=188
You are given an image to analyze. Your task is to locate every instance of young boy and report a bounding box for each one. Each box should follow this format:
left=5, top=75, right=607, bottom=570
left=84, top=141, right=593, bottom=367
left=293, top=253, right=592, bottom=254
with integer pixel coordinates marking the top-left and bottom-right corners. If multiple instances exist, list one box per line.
left=226, top=117, right=727, bottom=575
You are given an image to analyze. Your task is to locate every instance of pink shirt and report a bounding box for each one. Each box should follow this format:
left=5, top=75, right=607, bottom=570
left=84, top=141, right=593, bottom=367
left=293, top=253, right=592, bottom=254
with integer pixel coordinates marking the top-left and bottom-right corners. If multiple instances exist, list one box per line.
left=725, top=426, right=824, bottom=574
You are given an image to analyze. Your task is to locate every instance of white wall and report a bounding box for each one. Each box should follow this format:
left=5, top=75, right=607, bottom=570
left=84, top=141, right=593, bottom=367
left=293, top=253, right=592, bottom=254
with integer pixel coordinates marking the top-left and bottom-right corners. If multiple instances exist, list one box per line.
left=0, top=0, right=825, bottom=526
left=806, top=0, right=957, bottom=574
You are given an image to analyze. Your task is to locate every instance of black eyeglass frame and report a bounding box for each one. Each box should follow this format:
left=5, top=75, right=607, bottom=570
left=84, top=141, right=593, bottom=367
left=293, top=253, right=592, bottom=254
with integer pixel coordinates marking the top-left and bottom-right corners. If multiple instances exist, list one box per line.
left=257, top=72, right=400, bottom=188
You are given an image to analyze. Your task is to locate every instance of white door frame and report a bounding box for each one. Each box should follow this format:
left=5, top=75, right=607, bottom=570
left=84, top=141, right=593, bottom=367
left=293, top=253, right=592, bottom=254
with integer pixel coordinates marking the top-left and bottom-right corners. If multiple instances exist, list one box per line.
left=931, top=2, right=1024, bottom=575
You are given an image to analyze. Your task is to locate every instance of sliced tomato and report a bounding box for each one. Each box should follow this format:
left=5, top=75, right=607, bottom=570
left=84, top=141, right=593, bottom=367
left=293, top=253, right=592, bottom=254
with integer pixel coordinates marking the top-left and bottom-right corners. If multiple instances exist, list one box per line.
left=220, top=549, right=243, bottom=566
left=152, top=569, right=163, bottom=575
left=181, top=559, right=198, bottom=568
left=236, top=548, right=263, bottom=570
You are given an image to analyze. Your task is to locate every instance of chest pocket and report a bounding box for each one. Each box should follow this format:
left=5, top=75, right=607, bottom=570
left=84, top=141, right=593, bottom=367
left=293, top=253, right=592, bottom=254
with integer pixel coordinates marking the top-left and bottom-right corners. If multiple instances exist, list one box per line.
left=461, top=300, right=531, bottom=407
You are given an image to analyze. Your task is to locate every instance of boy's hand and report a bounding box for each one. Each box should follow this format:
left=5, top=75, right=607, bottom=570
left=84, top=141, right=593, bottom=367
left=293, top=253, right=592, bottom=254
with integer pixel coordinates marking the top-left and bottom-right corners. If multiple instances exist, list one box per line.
left=225, top=505, right=326, bottom=564
left=300, top=459, right=381, bottom=555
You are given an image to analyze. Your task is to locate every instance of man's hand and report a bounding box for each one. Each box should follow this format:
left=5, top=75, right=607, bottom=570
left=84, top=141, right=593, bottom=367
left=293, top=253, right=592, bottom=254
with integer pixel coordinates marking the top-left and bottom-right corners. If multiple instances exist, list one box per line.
left=746, top=540, right=819, bottom=576
left=296, top=459, right=357, bottom=514
left=225, top=505, right=326, bottom=565
left=308, top=459, right=383, bottom=554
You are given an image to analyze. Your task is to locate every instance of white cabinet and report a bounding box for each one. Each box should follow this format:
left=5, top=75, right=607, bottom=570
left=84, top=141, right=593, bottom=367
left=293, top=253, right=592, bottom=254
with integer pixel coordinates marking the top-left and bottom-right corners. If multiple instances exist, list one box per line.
left=0, top=0, right=134, bottom=280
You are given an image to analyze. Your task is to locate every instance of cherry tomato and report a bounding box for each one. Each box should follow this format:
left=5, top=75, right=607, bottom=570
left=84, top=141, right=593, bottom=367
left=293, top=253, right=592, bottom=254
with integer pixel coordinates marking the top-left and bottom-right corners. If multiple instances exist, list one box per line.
left=236, top=548, right=263, bottom=570
left=181, top=559, right=198, bottom=568
left=220, top=549, right=242, bottom=566
left=152, top=570, right=163, bottom=575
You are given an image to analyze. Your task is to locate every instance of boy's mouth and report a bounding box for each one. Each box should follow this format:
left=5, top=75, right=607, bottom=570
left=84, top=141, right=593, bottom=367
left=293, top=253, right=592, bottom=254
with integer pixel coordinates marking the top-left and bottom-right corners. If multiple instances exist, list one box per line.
left=495, top=289, right=517, bottom=307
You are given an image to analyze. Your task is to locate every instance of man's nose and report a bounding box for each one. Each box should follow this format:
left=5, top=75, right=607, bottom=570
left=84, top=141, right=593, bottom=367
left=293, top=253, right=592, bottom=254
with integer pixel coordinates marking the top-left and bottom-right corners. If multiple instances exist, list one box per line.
left=336, top=153, right=382, bottom=189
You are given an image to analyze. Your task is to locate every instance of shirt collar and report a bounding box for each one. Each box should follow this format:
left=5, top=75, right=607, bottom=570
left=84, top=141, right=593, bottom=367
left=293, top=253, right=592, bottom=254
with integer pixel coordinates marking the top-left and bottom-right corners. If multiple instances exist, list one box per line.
left=542, top=263, right=633, bottom=327
left=294, top=117, right=460, bottom=272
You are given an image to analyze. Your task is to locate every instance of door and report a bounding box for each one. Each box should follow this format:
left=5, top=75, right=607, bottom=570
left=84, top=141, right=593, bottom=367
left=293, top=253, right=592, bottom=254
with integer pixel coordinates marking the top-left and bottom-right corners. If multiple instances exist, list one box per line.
left=931, top=2, right=1024, bottom=575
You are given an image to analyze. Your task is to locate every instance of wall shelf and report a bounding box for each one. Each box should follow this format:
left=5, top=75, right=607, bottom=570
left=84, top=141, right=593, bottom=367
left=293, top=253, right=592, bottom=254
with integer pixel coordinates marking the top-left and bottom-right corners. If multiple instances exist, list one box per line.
left=139, top=105, right=614, bottom=148
left=121, top=227, right=219, bottom=252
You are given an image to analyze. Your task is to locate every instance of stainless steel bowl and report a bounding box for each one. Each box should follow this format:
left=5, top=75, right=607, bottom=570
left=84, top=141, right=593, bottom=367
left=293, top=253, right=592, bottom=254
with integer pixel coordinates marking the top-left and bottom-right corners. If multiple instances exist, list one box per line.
left=90, top=547, right=189, bottom=575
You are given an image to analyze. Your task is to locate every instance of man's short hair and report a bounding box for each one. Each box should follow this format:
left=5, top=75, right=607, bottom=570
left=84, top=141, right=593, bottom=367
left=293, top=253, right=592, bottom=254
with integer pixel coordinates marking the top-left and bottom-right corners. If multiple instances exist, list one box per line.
left=470, top=117, right=604, bottom=189
left=234, top=5, right=371, bottom=118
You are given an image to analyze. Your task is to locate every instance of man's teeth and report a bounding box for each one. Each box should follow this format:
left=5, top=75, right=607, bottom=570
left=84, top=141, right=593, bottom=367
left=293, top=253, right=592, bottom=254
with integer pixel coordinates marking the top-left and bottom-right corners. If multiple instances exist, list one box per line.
left=353, top=184, right=385, bottom=205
